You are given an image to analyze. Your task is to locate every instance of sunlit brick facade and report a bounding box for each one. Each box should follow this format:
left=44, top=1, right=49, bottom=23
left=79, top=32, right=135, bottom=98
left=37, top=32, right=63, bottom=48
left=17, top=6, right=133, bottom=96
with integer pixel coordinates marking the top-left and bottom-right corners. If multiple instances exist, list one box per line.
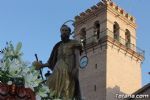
left=74, top=0, right=144, bottom=100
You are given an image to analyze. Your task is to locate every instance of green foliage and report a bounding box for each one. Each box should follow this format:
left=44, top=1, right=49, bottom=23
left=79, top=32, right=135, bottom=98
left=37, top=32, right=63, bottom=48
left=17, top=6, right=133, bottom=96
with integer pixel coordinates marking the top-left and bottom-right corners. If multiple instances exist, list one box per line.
left=0, top=42, right=51, bottom=100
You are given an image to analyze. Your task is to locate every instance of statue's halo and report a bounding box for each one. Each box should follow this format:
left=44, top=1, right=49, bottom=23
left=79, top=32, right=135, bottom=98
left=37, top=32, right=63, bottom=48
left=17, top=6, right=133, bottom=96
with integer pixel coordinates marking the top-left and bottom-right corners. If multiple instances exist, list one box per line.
left=62, top=20, right=75, bottom=35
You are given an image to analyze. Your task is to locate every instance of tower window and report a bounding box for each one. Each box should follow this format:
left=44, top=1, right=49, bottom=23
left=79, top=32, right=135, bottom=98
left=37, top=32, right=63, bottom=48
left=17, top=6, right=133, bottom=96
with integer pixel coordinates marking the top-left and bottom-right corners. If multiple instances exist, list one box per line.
left=80, top=28, right=86, bottom=45
left=94, top=85, right=97, bottom=91
left=95, top=64, right=98, bottom=69
left=125, top=29, right=131, bottom=48
left=80, top=28, right=86, bottom=40
left=94, top=21, right=100, bottom=39
left=113, top=22, right=120, bottom=41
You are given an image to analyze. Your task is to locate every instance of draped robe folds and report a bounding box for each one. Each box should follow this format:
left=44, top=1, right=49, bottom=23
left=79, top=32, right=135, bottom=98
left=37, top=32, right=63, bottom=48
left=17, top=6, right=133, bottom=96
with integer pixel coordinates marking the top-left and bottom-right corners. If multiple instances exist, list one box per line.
left=46, top=40, right=82, bottom=100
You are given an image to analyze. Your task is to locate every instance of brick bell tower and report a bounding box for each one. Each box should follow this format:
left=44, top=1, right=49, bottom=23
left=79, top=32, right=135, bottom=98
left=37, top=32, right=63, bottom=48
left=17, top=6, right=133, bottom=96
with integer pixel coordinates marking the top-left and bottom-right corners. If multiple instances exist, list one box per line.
left=74, top=0, right=144, bottom=100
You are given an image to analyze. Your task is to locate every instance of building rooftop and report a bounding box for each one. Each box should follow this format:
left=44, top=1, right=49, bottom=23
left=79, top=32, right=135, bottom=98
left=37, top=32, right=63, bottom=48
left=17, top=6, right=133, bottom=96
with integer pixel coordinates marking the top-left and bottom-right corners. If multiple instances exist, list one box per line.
left=75, top=0, right=136, bottom=24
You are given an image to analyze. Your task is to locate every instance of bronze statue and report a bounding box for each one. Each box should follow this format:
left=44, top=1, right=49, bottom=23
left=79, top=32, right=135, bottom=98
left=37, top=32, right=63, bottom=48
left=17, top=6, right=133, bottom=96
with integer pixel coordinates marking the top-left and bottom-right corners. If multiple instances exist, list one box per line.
left=33, top=25, right=82, bottom=100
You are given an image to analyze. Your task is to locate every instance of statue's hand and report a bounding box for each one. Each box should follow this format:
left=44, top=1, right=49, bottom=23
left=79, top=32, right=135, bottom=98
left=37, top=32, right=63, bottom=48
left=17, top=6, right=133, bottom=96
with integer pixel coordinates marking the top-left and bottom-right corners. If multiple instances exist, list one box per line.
left=32, top=61, right=43, bottom=70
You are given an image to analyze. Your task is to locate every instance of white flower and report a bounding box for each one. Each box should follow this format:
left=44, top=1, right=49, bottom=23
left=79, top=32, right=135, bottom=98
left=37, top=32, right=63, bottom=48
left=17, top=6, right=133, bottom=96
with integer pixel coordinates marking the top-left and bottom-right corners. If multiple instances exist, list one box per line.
left=24, top=70, right=42, bottom=90
left=21, top=67, right=30, bottom=75
left=7, top=81, right=12, bottom=85
left=9, top=60, right=22, bottom=77
left=36, top=95, right=41, bottom=100
left=37, top=85, right=50, bottom=97
left=1, top=60, right=9, bottom=71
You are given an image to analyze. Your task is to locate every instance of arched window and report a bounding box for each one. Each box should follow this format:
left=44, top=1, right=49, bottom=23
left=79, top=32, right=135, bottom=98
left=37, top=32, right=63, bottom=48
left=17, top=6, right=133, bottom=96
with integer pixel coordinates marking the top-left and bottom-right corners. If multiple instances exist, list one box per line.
left=94, top=21, right=100, bottom=39
left=125, top=29, right=131, bottom=48
left=80, top=28, right=86, bottom=46
left=80, top=28, right=86, bottom=40
left=113, top=22, right=120, bottom=41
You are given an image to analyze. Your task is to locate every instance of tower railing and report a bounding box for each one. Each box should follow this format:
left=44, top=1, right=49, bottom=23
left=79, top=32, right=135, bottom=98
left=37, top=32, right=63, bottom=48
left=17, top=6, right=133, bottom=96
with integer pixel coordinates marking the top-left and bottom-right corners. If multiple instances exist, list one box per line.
left=85, top=29, right=145, bottom=57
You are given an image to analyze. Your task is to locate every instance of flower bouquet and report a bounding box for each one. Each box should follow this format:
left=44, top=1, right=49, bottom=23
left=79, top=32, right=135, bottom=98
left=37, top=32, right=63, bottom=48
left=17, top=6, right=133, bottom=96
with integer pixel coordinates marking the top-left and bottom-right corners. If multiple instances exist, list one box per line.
left=0, top=42, right=50, bottom=100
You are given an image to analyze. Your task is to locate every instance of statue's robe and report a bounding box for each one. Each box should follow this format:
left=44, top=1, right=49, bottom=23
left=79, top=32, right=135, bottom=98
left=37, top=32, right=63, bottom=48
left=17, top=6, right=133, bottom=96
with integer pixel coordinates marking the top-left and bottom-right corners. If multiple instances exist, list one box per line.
left=47, top=40, right=82, bottom=100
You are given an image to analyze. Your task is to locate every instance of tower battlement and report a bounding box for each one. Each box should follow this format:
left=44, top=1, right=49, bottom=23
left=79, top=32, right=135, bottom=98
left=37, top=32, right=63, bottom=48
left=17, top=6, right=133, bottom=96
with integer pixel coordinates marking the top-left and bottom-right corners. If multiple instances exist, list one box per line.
left=75, top=0, right=135, bottom=25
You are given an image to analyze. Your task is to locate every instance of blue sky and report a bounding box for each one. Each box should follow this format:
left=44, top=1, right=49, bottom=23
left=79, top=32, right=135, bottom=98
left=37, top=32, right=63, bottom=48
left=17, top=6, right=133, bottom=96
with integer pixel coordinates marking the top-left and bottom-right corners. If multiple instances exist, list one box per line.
left=0, top=0, right=150, bottom=86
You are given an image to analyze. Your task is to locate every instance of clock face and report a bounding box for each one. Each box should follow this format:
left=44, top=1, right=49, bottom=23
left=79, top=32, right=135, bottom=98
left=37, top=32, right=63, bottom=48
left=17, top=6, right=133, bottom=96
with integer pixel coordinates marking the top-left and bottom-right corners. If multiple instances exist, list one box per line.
left=80, top=56, right=88, bottom=69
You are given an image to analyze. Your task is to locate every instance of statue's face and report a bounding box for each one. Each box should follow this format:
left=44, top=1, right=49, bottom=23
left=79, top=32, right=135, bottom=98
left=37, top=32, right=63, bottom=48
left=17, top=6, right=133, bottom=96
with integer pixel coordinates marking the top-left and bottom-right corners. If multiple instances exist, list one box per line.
left=61, top=26, right=70, bottom=41
left=61, top=27, right=70, bottom=36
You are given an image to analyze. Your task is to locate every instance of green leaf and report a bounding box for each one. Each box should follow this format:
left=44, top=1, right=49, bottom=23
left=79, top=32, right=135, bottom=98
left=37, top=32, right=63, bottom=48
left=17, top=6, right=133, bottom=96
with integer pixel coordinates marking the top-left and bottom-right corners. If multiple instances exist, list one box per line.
left=16, top=42, right=22, bottom=54
left=9, top=43, right=15, bottom=54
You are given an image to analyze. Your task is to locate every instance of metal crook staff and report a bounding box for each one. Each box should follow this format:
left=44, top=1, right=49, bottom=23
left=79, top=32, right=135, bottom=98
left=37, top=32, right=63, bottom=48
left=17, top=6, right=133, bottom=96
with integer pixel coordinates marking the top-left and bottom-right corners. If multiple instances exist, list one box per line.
left=34, top=54, right=44, bottom=80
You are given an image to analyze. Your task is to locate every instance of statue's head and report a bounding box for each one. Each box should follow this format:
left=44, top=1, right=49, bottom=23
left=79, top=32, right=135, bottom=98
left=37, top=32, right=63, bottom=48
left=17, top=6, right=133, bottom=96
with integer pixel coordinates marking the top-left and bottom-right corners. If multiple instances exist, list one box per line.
left=60, top=25, right=71, bottom=42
